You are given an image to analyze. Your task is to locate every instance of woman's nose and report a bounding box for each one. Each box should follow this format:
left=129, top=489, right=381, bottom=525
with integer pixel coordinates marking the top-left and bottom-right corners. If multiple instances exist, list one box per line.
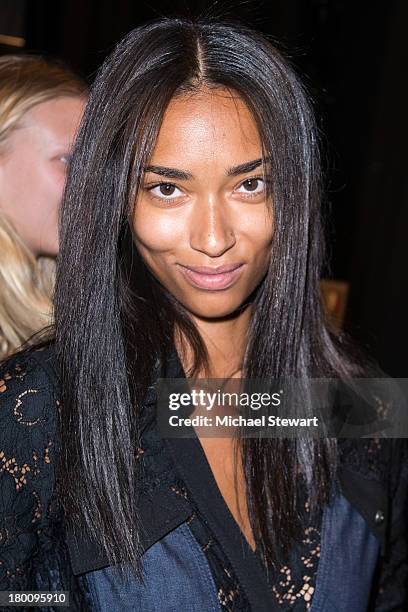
left=189, top=196, right=236, bottom=257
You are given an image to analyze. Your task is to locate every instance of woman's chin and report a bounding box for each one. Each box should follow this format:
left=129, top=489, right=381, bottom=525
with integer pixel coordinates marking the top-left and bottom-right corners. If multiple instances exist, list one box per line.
left=181, top=298, right=251, bottom=322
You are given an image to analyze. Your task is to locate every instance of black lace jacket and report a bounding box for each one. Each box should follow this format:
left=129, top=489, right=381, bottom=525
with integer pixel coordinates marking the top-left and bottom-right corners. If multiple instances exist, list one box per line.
left=0, top=347, right=407, bottom=611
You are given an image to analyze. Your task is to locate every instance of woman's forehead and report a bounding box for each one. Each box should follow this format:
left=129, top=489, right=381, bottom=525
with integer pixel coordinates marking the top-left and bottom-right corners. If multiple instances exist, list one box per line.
left=147, top=88, right=263, bottom=171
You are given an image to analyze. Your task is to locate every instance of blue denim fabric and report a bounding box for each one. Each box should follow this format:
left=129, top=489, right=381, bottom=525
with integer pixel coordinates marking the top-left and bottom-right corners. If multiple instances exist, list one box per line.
left=84, top=522, right=221, bottom=612
left=84, top=491, right=379, bottom=612
left=310, top=491, right=380, bottom=612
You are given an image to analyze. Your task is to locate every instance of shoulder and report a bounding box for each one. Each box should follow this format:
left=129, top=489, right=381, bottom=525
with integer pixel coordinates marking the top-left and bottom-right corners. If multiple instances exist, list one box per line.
left=338, top=438, right=392, bottom=480
left=0, top=345, right=62, bottom=589
left=0, top=344, right=60, bottom=493
left=336, top=375, right=408, bottom=485
left=0, top=344, right=60, bottom=410
left=337, top=436, right=408, bottom=500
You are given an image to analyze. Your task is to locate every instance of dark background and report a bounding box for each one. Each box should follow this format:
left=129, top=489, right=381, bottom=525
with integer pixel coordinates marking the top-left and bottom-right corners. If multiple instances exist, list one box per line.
left=1, top=0, right=407, bottom=376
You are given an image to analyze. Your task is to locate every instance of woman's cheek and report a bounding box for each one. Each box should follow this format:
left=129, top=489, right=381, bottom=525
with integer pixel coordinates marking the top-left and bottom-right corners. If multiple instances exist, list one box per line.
left=238, top=209, right=274, bottom=248
left=133, top=205, right=187, bottom=253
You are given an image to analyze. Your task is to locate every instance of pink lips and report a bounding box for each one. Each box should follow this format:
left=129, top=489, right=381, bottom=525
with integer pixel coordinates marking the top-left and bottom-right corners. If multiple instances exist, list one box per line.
left=177, top=263, right=244, bottom=290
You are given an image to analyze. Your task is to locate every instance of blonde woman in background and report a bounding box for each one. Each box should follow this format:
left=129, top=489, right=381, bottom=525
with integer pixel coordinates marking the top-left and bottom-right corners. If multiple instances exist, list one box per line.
left=0, top=55, right=85, bottom=358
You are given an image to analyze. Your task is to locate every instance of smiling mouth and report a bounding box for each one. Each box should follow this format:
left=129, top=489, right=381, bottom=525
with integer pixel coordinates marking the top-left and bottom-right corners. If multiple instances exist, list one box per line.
left=176, top=263, right=244, bottom=291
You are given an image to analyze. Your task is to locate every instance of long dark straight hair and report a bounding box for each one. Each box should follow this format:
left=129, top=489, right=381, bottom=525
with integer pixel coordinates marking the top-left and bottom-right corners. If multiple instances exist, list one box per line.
left=54, top=17, right=375, bottom=575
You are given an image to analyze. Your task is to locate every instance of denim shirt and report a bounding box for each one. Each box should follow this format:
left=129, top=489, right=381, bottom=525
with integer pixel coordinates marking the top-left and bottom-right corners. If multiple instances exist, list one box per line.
left=83, top=486, right=380, bottom=612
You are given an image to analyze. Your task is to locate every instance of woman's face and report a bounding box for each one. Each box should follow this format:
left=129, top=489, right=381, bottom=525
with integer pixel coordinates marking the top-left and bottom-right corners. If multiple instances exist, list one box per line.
left=133, top=88, right=274, bottom=321
left=0, top=96, right=85, bottom=257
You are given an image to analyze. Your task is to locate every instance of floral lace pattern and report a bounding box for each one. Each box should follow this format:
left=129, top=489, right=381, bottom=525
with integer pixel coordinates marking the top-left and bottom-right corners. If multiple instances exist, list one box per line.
left=270, top=515, right=321, bottom=609
left=0, top=351, right=91, bottom=611
left=169, top=481, right=249, bottom=610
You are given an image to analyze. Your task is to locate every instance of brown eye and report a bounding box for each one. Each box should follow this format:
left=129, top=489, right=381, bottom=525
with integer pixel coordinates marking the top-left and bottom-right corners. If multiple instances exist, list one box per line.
left=159, top=183, right=176, bottom=196
left=242, top=179, right=259, bottom=192
left=148, top=182, right=184, bottom=201
left=236, top=177, right=265, bottom=195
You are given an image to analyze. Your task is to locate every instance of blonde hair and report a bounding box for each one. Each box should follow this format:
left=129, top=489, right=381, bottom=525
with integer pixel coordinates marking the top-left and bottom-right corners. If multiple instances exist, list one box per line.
left=0, top=217, right=55, bottom=358
left=0, top=55, right=86, bottom=359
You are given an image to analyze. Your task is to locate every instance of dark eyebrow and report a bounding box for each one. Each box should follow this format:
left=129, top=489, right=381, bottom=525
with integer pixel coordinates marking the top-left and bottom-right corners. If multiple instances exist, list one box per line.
left=226, top=158, right=263, bottom=176
left=144, top=165, right=193, bottom=180
left=144, top=158, right=264, bottom=181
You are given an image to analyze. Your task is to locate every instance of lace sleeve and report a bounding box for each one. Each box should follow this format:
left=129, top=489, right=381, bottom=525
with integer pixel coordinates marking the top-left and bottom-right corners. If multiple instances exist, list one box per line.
left=370, top=439, right=408, bottom=611
left=0, top=350, right=58, bottom=592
